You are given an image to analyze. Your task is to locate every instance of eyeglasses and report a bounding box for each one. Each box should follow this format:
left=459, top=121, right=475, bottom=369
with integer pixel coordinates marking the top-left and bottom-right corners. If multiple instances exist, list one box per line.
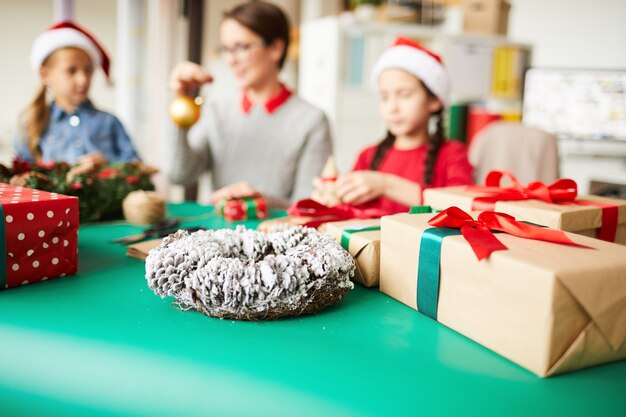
left=218, top=42, right=266, bottom=61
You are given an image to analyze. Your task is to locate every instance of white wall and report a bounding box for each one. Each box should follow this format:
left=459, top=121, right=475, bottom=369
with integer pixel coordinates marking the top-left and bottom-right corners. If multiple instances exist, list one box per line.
left=508, top=0, right=626, bottom=69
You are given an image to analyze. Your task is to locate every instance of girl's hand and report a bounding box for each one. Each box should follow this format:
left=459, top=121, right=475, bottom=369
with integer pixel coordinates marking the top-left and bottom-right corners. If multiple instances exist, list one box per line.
left=311, top=177, right=341, bottom=206
left=336, top=171, right=387, bottom=205
left=311, top=177, right=328, bottom=204
left=78, top=152, right=107, bottom=168
left=169, top=61, right=214, bottom=95
left=210, top=181, right=259, bottom=204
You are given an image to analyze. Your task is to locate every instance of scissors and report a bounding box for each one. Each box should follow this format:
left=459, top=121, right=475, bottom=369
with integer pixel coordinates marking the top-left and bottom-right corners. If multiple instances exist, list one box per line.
left=112, top=218, right=204, bottom=244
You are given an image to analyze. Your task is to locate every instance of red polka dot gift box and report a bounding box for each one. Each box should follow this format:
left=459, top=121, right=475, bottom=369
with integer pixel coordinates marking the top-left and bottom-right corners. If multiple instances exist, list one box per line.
left=0, top=183, right=79, bottom=290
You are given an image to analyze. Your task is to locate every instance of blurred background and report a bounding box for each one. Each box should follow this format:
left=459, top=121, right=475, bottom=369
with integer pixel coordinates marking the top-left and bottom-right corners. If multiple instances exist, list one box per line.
left=1, top=0, right=625, bottom=200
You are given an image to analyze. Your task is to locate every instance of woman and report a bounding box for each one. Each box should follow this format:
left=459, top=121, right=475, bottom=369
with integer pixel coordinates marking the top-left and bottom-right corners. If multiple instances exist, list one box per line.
left=167, top=1, right=332, bottom=207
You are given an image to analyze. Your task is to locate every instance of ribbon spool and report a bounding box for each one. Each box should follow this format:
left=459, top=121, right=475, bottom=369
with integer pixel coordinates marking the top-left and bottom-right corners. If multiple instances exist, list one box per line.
left=169, top=96, right=202, bottom=129
left=123, top=190, right=167, bottom=225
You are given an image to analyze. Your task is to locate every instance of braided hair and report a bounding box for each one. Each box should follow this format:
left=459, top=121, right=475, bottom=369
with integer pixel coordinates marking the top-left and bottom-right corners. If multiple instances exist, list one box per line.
left=369, top=84, right=445, bottom=186
left=423, top=108, right=445, bottom=185
left=369, top=130, right=395, bottom=173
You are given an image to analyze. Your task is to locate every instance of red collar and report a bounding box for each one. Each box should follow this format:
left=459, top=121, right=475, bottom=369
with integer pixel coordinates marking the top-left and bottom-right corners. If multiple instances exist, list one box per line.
left=241, top=84, right=293, bottom=114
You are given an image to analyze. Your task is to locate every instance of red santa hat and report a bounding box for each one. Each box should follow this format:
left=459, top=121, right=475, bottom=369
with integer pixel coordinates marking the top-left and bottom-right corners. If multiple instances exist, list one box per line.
left=371, top=36, right=449, bottom=107
left=30, top=20, right=111, bottom=83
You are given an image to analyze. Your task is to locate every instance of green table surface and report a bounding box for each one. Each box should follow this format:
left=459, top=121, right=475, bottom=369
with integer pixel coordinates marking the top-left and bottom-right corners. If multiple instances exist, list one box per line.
left=1, top=203, right=625, bottom=417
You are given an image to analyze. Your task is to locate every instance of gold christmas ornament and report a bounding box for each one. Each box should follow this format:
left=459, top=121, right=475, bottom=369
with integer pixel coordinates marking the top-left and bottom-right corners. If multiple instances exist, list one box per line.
left=169, top=96, right=202, bottom=129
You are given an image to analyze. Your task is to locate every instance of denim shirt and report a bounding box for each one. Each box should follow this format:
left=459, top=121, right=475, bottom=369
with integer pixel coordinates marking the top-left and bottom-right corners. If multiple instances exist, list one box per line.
left=14, top=100, right=139, bottom=163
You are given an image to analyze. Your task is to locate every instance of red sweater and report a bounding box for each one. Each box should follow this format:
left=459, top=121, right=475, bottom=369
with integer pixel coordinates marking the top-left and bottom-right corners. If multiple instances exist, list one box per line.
left=352, top=141, right=474, bottom=213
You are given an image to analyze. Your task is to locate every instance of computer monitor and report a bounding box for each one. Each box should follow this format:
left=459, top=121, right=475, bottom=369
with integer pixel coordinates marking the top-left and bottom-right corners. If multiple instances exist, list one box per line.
left=522, top=68, right=626, bottom=141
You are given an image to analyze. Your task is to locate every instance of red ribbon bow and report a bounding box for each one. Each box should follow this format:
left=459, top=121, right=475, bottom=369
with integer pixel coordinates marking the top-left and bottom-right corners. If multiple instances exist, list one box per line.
left=469, top=170, right=578, bottom=211
left=428, top=206, right=591, bottom=261
left=287, top=199, right=392, bottom=228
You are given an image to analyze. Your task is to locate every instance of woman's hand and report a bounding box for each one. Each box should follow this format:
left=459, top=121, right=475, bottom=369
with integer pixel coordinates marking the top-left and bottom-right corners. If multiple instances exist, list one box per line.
left=335, top=171, right=387, bottom=206
left=169, top=61, right=214, bottom=95
left=210, top=181, right=260, bottom=204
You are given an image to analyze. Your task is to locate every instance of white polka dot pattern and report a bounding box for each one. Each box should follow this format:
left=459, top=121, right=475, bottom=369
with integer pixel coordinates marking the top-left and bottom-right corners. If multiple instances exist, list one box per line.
left=1, top=183, right=79, bottom=289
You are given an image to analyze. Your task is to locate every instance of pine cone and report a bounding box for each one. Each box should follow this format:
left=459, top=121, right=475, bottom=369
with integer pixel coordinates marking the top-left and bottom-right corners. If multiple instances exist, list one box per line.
left=137, top=162, right=159, bottom=176
left=9, top=172, right=52, bottom=188
left=66, top=163, right=98, bottom=183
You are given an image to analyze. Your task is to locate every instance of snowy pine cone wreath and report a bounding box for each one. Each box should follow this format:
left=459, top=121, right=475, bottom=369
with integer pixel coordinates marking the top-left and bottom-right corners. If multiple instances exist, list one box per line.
left=145, top=226, right=355, bottom=320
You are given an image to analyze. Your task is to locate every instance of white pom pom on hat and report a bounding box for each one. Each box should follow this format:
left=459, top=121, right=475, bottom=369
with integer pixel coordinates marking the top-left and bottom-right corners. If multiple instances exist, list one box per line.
left=370, top=36, right=449, bottom=107
left=30, top=20, right=111, bottom=83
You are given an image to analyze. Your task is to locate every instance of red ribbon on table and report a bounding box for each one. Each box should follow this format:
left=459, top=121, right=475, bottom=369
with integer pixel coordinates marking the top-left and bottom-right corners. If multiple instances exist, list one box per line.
left=428, top=206, right=592, bottom=261
left=469, top=170, right=578, bottom=211
left=287, top=199, right=392, bottom=228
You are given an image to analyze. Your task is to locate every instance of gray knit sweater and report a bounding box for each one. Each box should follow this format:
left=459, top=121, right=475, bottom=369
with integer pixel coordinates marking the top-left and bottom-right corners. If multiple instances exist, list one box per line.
left=166, top=94, right=332, bottom=206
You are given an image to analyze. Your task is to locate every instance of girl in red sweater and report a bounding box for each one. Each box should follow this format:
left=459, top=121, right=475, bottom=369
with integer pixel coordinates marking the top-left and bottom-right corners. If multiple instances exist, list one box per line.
left=314, top=37, right=473, bottom=213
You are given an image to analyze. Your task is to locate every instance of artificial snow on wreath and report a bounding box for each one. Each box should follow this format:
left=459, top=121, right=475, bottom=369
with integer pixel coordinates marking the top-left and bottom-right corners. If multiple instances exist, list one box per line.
left=145, top=226, right=355, bottom=320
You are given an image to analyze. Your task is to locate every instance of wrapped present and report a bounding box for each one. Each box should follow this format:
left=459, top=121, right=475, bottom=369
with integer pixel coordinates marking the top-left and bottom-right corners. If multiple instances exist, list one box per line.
left=380, top=207, right=626, bottom=377
left=322, top=207, right=433, bottom=286
left=423, top=171, right=626, bottom=244
left=216, top=197, right=268, bottom=222
left=325, top=220, right=381, bottom=287
left=1, top=183, right=79, bottom=290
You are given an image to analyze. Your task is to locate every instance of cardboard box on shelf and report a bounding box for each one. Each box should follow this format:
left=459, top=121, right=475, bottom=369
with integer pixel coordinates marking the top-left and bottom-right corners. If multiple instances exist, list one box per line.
left=460, top=0, right=510, bottom=35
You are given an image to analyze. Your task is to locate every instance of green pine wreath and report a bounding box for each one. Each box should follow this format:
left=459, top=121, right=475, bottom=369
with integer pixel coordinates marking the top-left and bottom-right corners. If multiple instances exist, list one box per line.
left=0, top=157, right=157, bottom=222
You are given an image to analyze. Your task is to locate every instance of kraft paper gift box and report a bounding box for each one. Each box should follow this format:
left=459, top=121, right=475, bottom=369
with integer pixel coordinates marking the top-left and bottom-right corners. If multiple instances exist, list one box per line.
left=324, top=220, right=381, bottom=287
left=380, top=211, right=626, bottom=377
left=1, top=183, right=79, bottom=289
left=423, top=186, right=626, bottom=244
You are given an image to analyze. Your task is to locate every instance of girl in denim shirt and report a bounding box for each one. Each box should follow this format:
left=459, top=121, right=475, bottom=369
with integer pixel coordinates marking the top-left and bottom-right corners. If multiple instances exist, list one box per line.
left=14, top=20, right=138, bottom=165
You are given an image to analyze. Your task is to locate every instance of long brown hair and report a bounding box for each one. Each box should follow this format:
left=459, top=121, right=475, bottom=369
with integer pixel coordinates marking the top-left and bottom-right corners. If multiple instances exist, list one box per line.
left=223, top=1, right=290, bottom=69
left=369, top=84, right=445, bottom=186
left=19, top=83, right=50, bottom=162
